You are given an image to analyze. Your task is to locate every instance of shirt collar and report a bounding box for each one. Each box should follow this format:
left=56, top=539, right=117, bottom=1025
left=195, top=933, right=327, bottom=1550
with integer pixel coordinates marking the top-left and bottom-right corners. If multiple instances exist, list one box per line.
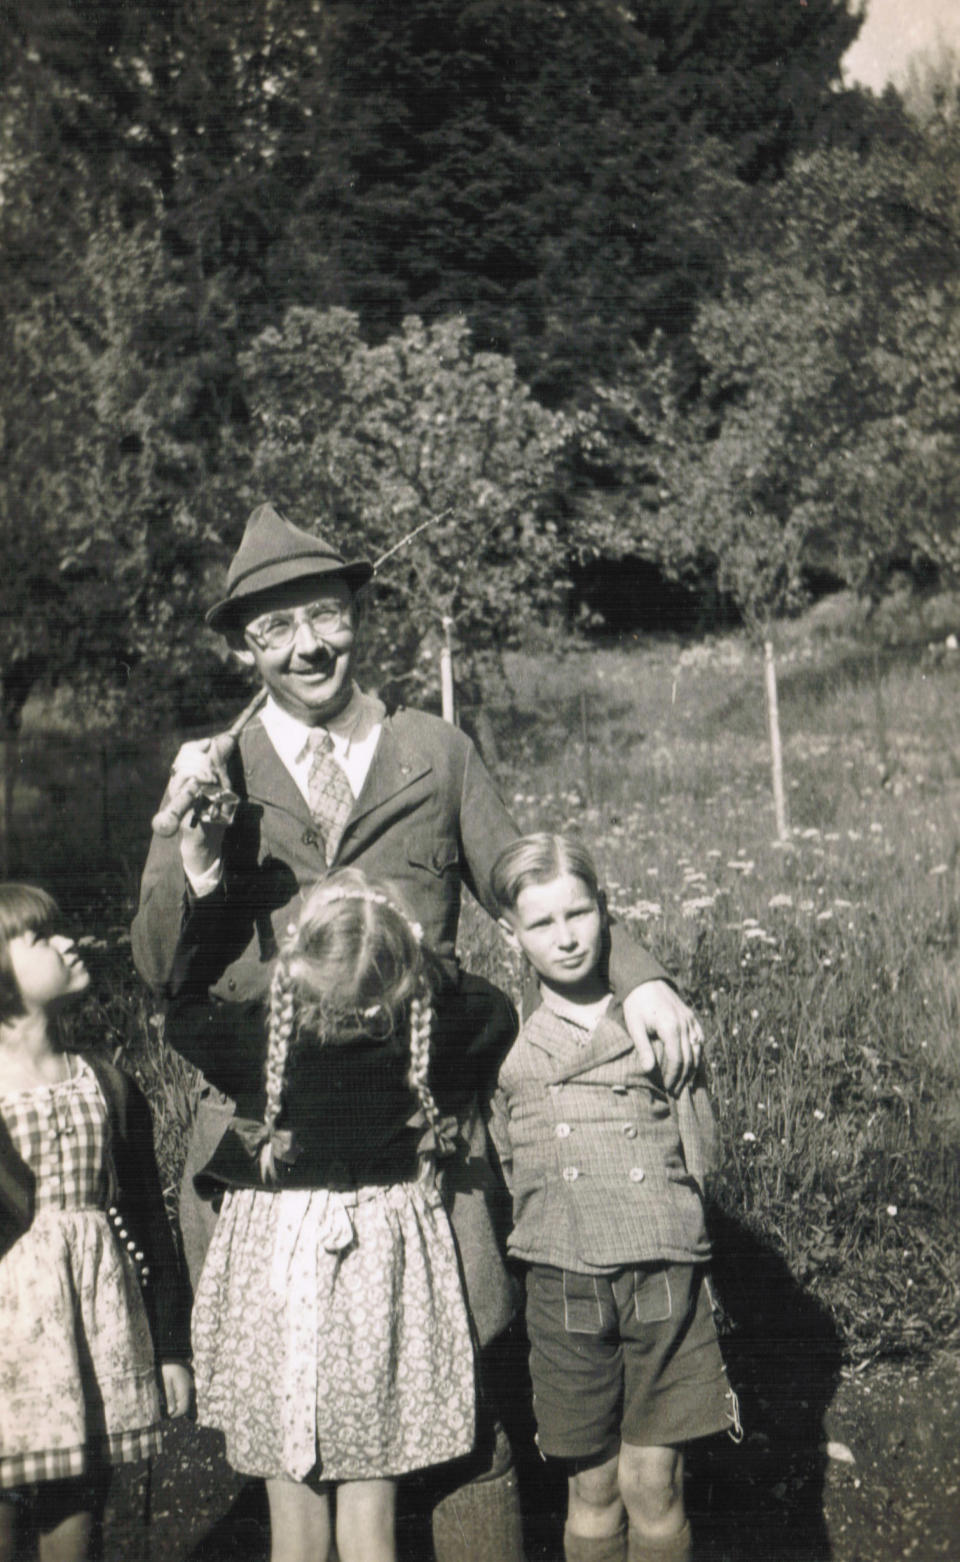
left=538, top=986, right=613, bottom=1033
left=260, top=684, right=385, bottom=768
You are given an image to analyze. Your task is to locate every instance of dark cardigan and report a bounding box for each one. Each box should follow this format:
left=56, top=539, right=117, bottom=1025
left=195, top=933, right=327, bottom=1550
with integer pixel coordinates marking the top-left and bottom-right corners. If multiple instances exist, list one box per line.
left=0, top=1054, right=191, bottom=1363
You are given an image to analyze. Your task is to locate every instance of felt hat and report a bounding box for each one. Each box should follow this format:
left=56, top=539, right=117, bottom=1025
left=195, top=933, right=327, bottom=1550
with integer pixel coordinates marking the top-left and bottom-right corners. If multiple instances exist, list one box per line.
left=206, top=503, right=374, bottom=632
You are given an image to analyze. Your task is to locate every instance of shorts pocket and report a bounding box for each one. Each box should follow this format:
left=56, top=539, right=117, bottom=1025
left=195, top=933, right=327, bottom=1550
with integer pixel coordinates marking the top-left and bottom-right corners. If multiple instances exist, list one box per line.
left=633, top=1266, right=672, bottom=1325
left=562, top=1270, right=605, bottom=1335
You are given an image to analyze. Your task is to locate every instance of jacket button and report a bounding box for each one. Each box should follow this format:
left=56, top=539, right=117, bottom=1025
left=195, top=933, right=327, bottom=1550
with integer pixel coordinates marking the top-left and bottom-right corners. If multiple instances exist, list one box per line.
left=562, top=1166, right=579, bottom=1182
left=629, top=1167, right=645, bottom=1182
left=611, top=1085, right=628, bottom=1095
left=622, top=1124, right=638, bottom=1139
left=555, top=1123, right=572, bottom=1138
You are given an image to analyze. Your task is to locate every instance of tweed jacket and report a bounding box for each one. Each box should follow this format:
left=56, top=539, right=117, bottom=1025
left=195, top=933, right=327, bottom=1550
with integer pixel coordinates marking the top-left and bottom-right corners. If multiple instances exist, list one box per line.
left=132, top=702, right=666, bottom=1344
left=488, top=1001, right=717, bottom=1274
left=0, top=1055, right=190, bottom=1363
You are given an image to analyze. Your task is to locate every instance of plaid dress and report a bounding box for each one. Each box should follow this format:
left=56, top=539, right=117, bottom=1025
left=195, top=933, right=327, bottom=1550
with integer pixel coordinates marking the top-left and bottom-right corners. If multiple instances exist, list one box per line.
left=0, top=1059, right=164, bottom=1489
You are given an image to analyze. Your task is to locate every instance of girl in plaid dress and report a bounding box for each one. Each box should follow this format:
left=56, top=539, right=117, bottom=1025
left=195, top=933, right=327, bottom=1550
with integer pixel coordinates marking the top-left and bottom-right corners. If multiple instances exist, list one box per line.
left=164, top=868, right=517, bottom=1562
left=0, top=884, right=191, bottom=1562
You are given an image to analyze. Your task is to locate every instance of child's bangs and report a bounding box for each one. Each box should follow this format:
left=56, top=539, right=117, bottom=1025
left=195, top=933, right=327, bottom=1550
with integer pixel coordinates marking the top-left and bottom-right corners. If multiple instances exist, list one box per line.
left=0, top=883, right=60, bottom=945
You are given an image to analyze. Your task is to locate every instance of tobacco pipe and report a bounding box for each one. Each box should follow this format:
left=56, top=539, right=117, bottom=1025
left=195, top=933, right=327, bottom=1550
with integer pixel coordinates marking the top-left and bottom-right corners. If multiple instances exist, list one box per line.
left=150, top=688, right=268, bottom=837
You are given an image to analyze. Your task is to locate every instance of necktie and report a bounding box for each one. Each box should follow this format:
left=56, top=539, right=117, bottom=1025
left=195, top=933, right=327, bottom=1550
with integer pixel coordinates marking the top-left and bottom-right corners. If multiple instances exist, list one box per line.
left=305, top=729, right=355, bottom=865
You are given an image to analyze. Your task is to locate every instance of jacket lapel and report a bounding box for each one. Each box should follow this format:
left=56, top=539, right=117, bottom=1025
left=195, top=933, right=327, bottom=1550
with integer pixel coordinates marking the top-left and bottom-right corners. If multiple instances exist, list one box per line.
left=239, top=719, right=313, bottom=827
left=341, top=716, right=433, bottom=837
left=551, top=1011, right=635, bottom=1082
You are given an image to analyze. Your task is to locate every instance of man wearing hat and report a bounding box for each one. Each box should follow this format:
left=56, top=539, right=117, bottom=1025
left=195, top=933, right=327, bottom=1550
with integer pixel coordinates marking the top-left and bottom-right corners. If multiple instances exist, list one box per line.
left=133, top=502, right=705, bottom=1562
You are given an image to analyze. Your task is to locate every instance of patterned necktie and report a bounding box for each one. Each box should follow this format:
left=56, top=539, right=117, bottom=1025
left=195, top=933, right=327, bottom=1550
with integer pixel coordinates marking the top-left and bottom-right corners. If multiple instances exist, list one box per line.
left=305, top=729, right=355, bottom=865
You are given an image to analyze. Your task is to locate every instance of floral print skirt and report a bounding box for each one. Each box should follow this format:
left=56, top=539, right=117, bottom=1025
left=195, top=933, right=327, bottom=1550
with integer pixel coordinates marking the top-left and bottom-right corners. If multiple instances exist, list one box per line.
left=0, top=1208, right=164, bottom=1489
left=191, top=1176, right=477, bottom=1483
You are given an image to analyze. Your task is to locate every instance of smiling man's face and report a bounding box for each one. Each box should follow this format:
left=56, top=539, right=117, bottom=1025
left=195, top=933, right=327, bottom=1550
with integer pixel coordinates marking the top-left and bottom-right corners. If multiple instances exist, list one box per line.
left=234, top=575, right=359, bottom=726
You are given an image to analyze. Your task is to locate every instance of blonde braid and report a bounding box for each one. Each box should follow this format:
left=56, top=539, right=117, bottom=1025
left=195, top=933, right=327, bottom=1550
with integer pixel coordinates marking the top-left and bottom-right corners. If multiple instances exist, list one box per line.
left=260, top=960, right=297, bottom=1182
left=406, top=976, right=443, bottom=1147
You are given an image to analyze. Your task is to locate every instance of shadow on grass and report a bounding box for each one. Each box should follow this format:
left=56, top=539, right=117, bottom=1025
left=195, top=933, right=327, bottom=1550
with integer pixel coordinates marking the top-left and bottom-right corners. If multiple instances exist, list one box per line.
left=688, top=1206, right=844, bottom=1562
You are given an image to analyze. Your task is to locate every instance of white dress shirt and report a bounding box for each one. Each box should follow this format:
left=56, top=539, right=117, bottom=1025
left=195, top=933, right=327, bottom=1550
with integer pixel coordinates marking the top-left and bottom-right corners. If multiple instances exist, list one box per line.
left=259, top=683, right=385, bottom=804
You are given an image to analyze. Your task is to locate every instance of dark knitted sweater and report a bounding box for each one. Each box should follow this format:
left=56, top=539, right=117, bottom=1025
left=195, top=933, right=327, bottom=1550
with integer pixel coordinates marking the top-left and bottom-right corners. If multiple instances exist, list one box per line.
left=164, top=974, right=517, bottom=1193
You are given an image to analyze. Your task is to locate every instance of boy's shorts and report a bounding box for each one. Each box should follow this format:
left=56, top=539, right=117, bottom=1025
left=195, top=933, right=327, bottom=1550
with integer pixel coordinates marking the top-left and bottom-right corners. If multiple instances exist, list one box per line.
left=525, top=1261, right=738, bottom=1463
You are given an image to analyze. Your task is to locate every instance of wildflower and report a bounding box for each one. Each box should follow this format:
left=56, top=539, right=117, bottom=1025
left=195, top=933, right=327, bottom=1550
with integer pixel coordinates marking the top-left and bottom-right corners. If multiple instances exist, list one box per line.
left=768, top=893, right=793, bottom=909
left=816, top=910, right=834, bottom=922
left=813, top=1109, right=825, bottom=1122
left=929, top=864, right=949, bottom=876
left=742, top=1132, right=757, bottom=1143
left=886, top=1205, right=898, bottom=1217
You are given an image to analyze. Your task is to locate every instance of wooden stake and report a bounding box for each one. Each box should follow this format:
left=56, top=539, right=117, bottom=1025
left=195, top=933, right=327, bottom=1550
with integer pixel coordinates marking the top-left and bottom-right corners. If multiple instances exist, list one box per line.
left=440, top=616, right=456, bottom=725
left=763, top=638, right=789, bottom=842
left=580, top=689, right=594, bottom=804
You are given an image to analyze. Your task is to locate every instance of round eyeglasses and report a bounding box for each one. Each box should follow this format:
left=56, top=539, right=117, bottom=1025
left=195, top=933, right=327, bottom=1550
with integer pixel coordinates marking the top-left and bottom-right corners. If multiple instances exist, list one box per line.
left=245, top=599, right=353, bottom=652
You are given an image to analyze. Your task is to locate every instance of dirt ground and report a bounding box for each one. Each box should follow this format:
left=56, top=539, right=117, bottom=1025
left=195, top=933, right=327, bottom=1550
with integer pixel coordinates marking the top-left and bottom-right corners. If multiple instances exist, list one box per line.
left=101, top=1347, right=960, bottom=1562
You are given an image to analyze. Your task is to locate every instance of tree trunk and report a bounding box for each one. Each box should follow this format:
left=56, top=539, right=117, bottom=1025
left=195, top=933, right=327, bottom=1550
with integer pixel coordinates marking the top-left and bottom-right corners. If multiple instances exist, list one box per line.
left=763, top=638, right=789, bottom=843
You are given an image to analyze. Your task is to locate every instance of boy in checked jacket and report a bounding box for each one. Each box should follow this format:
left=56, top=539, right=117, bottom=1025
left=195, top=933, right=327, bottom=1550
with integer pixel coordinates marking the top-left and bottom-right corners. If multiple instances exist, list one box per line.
left=488, top=835, right=740, bottom=1562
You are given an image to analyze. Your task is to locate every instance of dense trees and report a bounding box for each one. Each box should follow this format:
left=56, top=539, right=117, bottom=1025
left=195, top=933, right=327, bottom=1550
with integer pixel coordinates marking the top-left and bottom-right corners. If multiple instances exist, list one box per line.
left=1, top=0, right=958, bottom=727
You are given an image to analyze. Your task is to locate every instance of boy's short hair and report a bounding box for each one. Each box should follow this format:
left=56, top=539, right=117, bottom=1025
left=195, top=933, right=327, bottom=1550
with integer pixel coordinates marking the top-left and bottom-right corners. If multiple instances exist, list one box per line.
left=490, top=833, right=600, bottom=914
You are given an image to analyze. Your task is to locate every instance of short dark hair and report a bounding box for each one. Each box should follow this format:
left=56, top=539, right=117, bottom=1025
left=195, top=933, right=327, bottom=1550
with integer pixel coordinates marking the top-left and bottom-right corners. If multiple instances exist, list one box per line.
left=0, top=883, right=59, bottom=1022
left=490, top=833, right=601, bottom=915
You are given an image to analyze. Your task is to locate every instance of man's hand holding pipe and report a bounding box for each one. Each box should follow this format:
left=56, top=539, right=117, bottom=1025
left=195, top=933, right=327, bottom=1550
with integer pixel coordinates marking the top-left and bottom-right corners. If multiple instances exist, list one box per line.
left=153, top=734, right=237, bottom=880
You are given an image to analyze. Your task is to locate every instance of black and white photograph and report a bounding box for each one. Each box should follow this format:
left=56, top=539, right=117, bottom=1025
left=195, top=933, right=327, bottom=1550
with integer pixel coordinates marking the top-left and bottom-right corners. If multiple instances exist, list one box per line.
left=1, top=2, right=959, bottom=1558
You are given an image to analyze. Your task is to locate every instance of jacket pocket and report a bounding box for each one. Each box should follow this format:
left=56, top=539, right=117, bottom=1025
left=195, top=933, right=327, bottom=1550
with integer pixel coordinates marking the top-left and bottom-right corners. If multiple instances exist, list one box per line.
left=407, top=841, right=459, bottom=877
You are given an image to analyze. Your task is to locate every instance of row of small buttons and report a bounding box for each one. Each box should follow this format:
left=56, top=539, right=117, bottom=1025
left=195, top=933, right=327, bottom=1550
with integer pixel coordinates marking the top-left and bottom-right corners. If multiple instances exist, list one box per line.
left=561, top=1166, right=645, bottom=1183
left=107, top=1206, right=150, bottom=1283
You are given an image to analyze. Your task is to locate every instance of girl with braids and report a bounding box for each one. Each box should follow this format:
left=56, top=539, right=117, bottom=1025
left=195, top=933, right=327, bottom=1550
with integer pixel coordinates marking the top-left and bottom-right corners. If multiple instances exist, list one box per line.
left=163, top=868, right=517, bottom=1562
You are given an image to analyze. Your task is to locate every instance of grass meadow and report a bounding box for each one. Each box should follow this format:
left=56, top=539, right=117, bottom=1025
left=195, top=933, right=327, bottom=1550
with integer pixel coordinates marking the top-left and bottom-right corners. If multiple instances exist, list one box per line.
left=13, top=590, right=960, bottom=1371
